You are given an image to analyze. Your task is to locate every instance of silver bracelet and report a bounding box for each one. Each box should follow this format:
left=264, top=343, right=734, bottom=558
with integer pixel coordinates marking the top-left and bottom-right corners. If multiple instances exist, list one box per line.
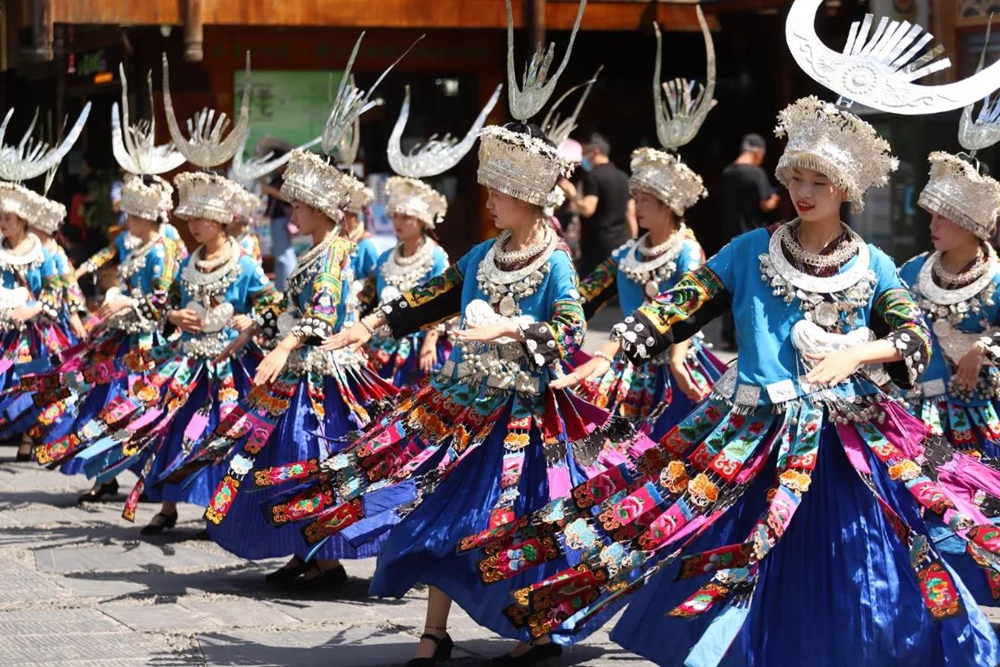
left=360, top=319, right=377, bottom=335
left=594, top=351, right=615, bottom=363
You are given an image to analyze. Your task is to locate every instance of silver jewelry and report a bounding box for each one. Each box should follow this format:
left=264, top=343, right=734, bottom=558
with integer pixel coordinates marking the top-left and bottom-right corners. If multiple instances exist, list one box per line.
left=619, top=228, right=687, bottom=299
left=783, top=220, right=857, bottom=269
left=493, top=225, right=550, bottom=265
left=360, top=318, right=377, bottom=336
left=380, top=238, right=439, bottom=295
left=476, top=226, right=558, bottom=317
left=916, top=245, right=998, bottom=329
left=118, top=234, right=160, bottom=282
left=931, top=248, right=990, bottom=288
left=594, top=351, right=615, bottom=363
left=180, top=239, right=241, bottom=304
left=0, top=234, right=44, bottom=278
left=285, top=230, right=337, bottom=300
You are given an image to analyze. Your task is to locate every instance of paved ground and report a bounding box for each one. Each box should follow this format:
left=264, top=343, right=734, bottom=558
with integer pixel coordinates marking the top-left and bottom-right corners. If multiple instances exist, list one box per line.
left=0, top=460, right=653, bottom=667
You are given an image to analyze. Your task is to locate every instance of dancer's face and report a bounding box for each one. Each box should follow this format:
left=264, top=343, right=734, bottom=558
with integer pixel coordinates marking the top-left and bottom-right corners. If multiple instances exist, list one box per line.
left=486, top=189, right=539, bottom=231
left=0, top=212, right=27, bottom=239
left=930, top=212, right=979, bottom=254
left=291, top=201, right=329, bottom=236
left=187, top=217, right=224, bottom=245
left=391, top=214, right=424, bottom=244
left=634, top=190, right=674, bottom=232
left=126, top=214, right=156, bottom=239
left=786, top=167, right=847, bottom=223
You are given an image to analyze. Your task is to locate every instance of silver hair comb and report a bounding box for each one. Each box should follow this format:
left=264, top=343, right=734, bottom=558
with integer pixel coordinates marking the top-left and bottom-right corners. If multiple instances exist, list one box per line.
left=541, top=66, right=603, bottom=149
left=388, top=83, right=502, bottom=179
left=162, top=52, right=252, bottom=168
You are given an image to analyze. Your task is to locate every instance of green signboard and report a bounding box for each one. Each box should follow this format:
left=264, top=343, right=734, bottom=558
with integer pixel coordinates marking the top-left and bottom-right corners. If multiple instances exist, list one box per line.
left=234, top=70, right=344, bottom=155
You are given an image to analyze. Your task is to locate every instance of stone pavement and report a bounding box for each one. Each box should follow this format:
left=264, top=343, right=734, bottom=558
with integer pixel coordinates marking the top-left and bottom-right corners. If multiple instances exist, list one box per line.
left=0, top=460, right=653, bottom=667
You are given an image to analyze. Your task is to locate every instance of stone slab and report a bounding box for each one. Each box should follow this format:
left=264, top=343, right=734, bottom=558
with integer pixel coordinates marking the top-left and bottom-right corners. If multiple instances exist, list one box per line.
left=35, top=541, right=234, bottom=574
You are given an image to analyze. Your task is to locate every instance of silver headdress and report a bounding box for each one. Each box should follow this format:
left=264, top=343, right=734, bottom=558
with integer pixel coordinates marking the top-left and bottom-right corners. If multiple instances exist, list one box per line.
left=33, top=197, right=67, bottom=236
left=959, top=21, right=1000, bottom=156
left=280, top=150, right=356, bottom=223
left=163, top=53, right=251, bottom=169
left=173, top=172, right=243, bottom=224
left=231, top=188, right=262, bottom=223
left=387, top=83, right=502, bottom=226
left=918, top=152, right=1000, bottom=241
left=505, top=0, right=587, bottom=120
left=540, top=66, right=602, bottom=149
left=477, top=0, right=583, bottom=207
left=786, top=0, right=1000, bottom=115
left=654, top=6, right=716, bottom=151
left=346, top=181, right=374, bottom=216
left=113, top=67, right=186, bottom=176
left=231, top=133, right=322, bottom=184
left=774, top=96, right=898, bottom=213
left=0, top=182, right=51, bottom=227
left=630, top=149, right=706, bottom=217
left=121, top=174, right=174, bottom=223
left=0, top=104, right=91, bottom=182
left=385, top=176, right=448, bottom=228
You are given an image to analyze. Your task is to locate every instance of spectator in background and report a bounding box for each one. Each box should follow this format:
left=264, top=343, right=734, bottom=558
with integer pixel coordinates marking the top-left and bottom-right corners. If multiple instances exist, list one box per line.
left=719, top=133, right=781, bottom=350
left=258, top=143, right=297, bottom=291
left=564, top=132, right=635, bottom=276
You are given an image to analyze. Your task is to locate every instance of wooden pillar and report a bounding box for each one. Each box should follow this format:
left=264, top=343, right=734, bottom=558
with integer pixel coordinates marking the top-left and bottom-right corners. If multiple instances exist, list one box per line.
left=931, top=0, right=958, bottom=83
left=530, top=0, right=546, bottom=48
left=184, top=0, right=204, bottom=62
left=31, top=0, right=53, bottom=61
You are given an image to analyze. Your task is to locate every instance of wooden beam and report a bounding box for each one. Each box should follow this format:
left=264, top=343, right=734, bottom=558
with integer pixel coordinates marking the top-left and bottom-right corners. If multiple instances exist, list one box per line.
left=184, top=0, right=203, bottom=62
left=31, top=0, right=54, bottom=60
left=52, top=0, right=713, bottom=32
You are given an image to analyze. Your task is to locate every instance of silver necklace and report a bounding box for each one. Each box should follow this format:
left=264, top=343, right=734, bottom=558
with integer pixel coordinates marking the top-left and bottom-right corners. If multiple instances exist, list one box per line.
left=382, top=238, right=437, bottom=293
left=181, top=240, right=241, bottom=303
left=196, top=244, right=233, bottom=271
left=783, top=221, right=858, bottom=269
left=0, top=234, right=44, bottom=279
left=494, top=225, right=550, bottom=265
left=286, top=230, right=337, bottom=300
left=477, top=225, right=558, bottom=317
left=931, top=248, right=989, bottom=288
left=760, top=221, right=875, bottom=330
left=119, top=234, right=160, bottom=282
left=620, top=227, right=688, bottom=298
left=916, top=246, right=998, bottom=328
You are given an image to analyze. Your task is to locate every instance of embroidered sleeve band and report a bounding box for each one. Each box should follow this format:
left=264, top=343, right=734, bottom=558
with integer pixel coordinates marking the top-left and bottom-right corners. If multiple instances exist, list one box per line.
left=521, top=298, right=586, bottom=368
left=876, top=287, right=931, bottom=387
left=579, top=257, right=618, bottom=321
left=384, top=264, right=464, bottom=339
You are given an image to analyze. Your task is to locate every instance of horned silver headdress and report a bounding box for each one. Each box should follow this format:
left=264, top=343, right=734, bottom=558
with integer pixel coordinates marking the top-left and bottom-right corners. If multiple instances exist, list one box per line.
left=387, top=83, right=502, bottom=227
left=786, top=0, right=1000, bottom=115
left=121, top=174, right=174, bottom=224
left=231, top=133, right=323, bottom=185
left=629, top=5, right=715, bottom=215
left=0, top=104, right=91, bottom=183
left=113, top=66, right=186, bottom=176
left=163, top=53, right=251, bottom=169
left=0, top=182, right=57, bottom=232
left=477, top=0, right=583, bottom=207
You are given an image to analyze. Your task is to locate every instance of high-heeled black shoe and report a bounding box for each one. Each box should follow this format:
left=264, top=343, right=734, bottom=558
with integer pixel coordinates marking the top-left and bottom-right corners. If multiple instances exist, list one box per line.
left=490, top=642, right=562, bottom=666
left=265, top=556, right=307, bottom=585
left=140, top=512, right=178, bottom=536
left=14, top=451, right=32, bottom=463
left=404, top=632, right=454, bottom=666
left=77, top=479, right=119, bottom=505
left=285, top=563, right=348, bottom=592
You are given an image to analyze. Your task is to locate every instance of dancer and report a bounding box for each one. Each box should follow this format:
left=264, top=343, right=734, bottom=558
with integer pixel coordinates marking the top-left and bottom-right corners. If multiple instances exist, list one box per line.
left=34, top=175, right=180, bottom=503
left=0, top=183, right=66, bottom=461
left=231, top=189, right=262, bottom=263
left=574, top=9, right=724, bottom=439
left=363, top=177, right=450, bottom=387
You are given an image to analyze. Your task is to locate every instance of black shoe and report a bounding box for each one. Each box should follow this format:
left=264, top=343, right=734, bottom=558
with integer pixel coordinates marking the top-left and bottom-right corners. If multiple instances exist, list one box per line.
left=194, top=530, right=211, bottom=541
left=140, top=512, right=178, bottom=536
left=77, top=479, right=120, bottom=505
left=490, top=642, right=562, bottom=666
left=286, top=563, right=348, bottom=592
left=265, top=556, right=308, bottom=585
left=404, top=633, right=454, bottom=666
left=14, top=451, right=32, bottom=463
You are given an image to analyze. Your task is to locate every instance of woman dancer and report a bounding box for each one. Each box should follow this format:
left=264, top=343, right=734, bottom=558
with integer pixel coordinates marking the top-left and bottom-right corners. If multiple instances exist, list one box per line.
left=0, top=183, right=66, bottom=461
left=576, top=149, right=725, bottom=439
left=899, top=150, right=1000, bottom=606
left=33, top=175, right=180, bottom=502
left=363, top=177, right=450, bottom=388
left=172, top=149, right=399, bottom=588
left=468, top=96, right=1000, bottom=666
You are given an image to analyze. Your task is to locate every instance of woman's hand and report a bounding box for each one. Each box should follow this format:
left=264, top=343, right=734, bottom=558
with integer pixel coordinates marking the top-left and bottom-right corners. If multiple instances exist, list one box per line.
left=231, top=314, right=254, bottom=332
left=551, top=342, right=619, bottom=390
left=322, top=322, right=373, bottom=353
left=418, top=333, right=438, bottom=374
left=954, top=342, right=988, bottom=392
left=804, top=348, right=861, bottom=387
left=98, top=299, right=131, bottom=320
left=9, top=303, right=42, bottom=324
left=670, top=359, right=706, bottom=402
left=255, top=346, right=291, bottom=386
left=70, top=314, right=88, bottom=341
left=168, top=308, right=204, bottom=334
left=216, top=327, right=255, bottom=364
left=450, top=322, right=522, bottom=344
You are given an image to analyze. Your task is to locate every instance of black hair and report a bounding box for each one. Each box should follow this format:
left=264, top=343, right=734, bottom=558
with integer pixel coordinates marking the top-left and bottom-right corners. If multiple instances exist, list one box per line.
left=741, top=133, right=767, bottom=153
left=585, top=132, right=611, bottom=156
left=503, top=122, right=556, bottom=149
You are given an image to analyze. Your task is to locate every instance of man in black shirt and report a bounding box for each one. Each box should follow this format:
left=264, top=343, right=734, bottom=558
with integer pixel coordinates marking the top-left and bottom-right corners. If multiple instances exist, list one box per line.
left=571, top=133, right=635, bottom=276
left=719, top=133, right=781, bottom=349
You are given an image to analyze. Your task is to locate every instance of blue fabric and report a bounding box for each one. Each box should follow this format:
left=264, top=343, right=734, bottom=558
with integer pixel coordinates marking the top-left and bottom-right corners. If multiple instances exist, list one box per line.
left=370, top=409, right=593, bottom=646
left=609, top=425, right=1000, bottom=667
left=353, top=237, right=380, bottom=282
left=209, top=375, right=392, bottom=560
